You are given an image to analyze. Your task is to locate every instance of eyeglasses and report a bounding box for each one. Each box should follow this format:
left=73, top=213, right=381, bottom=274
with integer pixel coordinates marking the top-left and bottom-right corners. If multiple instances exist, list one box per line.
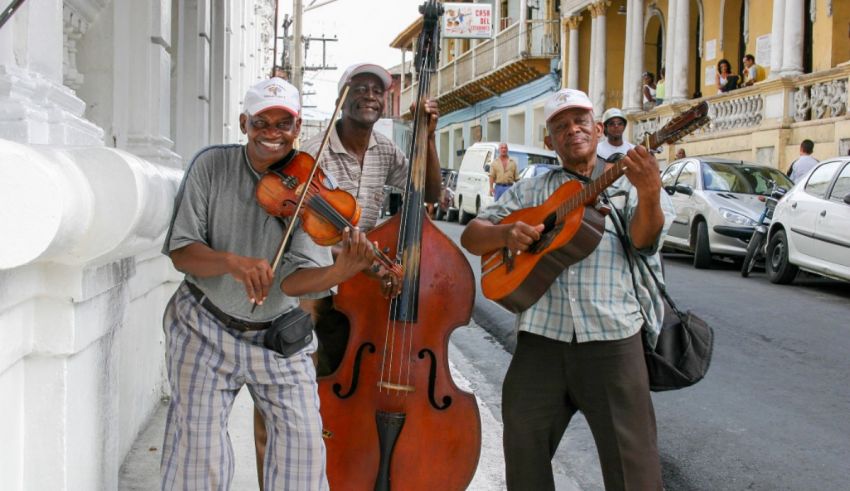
left=249, top=117, right=296, bottom=132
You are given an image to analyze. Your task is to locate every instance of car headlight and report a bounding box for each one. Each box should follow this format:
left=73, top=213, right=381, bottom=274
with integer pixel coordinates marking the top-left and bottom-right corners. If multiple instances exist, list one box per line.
left=719, top=208, right=756, bottom=226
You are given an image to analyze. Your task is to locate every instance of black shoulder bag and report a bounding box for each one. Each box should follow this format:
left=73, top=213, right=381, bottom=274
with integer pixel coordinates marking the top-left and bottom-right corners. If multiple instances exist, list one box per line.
left=602, top=171, right=714, bottom=391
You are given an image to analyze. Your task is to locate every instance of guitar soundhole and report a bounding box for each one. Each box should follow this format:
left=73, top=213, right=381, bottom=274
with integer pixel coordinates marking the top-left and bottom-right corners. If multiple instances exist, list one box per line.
left=530, top=225, right=561, bottom=253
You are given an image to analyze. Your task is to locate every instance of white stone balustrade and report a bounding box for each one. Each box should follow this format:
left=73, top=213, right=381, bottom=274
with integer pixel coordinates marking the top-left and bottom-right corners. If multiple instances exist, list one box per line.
left=0, top=139, right=183, bottom=270
left=709, top=94, right=765, bottom=132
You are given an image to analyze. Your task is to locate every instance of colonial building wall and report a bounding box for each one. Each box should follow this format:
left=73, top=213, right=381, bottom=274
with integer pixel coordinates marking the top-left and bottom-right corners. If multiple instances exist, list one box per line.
left=0, top=1, right=276, bottom=489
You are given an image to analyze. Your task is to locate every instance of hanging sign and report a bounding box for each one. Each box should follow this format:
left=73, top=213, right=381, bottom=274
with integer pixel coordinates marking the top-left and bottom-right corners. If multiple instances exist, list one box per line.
left=443, top=3, right=493, bottom=39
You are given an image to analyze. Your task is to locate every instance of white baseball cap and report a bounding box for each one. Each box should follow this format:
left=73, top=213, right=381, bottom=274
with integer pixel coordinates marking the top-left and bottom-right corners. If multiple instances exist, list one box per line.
left=337, top=63, right=393, bottom=94
left=544, top=88, right=594, bottom=122
left=243, top=77, right=301, bottom=117
left=602, top=107, right=627, bottom=125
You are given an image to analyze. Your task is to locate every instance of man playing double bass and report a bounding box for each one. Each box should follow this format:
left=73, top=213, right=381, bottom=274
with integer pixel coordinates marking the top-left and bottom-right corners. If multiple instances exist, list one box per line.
left=252, top=63, right=443, bottom=483
left=460, top=88, right=675, bottom=490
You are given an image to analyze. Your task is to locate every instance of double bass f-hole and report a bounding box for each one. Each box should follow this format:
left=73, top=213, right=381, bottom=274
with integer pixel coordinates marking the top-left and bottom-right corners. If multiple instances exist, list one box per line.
left=418, top=348, right=451, bottom=410
left=332, top=342, right=376, bottom=399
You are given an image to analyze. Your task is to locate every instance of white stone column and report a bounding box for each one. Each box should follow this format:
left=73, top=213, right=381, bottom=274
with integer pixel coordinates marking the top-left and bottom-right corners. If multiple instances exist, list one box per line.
left=780, top=0, right=804, bottom=76
left=174, top=0, right=212, bottom=162
left=669, top=0, right=690, bottom=102
left=121, top=0, right=183, bottom=167
left=566, top=15, right=581, bottom=89
left=664, top=0, right=678, bottom=102
left=622, top=0, right=645, bottom=113
left=769, top=0, right=786, bottom=78
left=588, top=1, right=609, bottom=118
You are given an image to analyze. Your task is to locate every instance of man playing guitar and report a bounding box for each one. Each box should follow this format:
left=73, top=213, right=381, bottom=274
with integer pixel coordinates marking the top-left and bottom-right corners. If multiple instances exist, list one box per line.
left=460, top=88, right=676, bottom=490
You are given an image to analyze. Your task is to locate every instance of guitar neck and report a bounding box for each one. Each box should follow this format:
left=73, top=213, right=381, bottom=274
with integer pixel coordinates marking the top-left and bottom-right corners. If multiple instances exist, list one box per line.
left=562, top=133, right=659, bottom=214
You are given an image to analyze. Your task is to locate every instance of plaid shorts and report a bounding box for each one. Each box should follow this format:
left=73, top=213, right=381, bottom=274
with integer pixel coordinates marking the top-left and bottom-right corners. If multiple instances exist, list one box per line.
left=160, top=282, right=328, bottom=490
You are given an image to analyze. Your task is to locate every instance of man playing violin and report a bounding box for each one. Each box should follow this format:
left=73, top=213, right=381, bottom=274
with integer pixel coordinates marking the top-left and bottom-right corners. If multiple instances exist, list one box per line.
left=161, top=77, right=375, bottom=491
left=460, top=88, right=675, bottom=490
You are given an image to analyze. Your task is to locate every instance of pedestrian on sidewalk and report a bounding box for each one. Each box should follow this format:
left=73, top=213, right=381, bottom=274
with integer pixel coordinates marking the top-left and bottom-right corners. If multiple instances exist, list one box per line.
left=489, top=142, right=519, bottom=200
left=787, top=139, right=818, bottom=182
left=460, top=88, right=675, bottom=491
left=251, top=63, right=443, bottom=485
left=160, top=77, right=376, bottom=491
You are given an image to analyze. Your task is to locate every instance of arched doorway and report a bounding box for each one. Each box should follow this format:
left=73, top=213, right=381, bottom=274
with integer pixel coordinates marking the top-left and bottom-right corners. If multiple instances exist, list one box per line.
left=644, top=7, right=664, bottom=80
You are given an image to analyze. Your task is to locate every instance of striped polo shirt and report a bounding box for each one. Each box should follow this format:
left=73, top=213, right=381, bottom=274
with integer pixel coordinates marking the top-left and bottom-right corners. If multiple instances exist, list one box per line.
left=478, top=168, right=676, bottom=344
left=301, top=123, right=408, bottom=231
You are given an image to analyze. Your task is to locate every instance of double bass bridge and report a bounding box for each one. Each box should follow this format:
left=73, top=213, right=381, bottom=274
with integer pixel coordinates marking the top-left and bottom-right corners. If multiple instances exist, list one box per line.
left=377, top=381, right=415, bottom=393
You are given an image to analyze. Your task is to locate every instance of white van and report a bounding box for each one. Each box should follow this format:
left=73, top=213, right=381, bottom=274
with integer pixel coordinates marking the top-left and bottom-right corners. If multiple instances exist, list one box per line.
left=455, top=142, right=558, bottom=223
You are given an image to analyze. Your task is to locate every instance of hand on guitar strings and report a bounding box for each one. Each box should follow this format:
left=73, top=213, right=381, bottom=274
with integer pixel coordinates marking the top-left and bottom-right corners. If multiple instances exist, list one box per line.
left=503, top=222, right=545, bottom=256
left=620, top=145, right=662, bottom=196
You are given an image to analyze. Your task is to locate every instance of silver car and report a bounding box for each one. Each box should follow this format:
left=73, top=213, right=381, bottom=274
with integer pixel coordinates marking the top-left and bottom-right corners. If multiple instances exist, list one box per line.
left=660, top=157, right=794, bottom=268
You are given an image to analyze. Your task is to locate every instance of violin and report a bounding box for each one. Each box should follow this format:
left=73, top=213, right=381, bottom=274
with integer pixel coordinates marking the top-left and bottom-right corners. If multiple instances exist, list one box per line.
left=253, top=86, right=402, bottom=279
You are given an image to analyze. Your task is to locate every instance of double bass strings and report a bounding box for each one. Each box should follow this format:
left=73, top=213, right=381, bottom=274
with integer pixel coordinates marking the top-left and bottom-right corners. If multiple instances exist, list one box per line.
left=380, top=39, right=434, bottom=395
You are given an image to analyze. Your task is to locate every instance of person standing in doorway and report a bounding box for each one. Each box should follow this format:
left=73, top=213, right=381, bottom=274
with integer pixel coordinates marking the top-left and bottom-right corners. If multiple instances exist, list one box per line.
left=489, top=142, right=519, bottom=200
left=596, top=107, right=635, bottom=161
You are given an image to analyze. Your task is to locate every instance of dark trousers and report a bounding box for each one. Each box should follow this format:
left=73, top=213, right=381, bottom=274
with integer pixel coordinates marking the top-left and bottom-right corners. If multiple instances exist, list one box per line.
left=502, top=331, right=662, bottom=491
left=307, top=296, right=349, bottom=377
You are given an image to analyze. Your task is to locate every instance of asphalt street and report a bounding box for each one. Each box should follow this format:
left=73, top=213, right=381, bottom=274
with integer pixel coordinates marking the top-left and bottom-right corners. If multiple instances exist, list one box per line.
left=435, top=219, right=850, bottom=491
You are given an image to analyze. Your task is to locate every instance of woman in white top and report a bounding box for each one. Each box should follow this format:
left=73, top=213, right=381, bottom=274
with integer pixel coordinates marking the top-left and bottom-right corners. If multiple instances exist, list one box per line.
left=716, top=59, right=733, bottom=93
left=642, top=72, right=656, bottom=110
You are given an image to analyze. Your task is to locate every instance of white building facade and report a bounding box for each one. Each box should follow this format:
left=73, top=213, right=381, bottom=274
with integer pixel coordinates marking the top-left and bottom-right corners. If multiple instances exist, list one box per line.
left=0, top=0, right=276, bottom=488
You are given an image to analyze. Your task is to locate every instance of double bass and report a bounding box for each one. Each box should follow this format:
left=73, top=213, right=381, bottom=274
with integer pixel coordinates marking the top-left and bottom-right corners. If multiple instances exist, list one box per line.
left=318, top=2, right=481, bottom=489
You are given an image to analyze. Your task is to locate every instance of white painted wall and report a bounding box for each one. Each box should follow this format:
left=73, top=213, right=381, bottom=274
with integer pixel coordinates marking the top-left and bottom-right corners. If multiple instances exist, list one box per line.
left=0, top=0, right=276, bottom=489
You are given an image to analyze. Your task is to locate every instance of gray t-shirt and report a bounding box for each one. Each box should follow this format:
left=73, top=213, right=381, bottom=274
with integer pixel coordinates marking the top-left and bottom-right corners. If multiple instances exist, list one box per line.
left=163, top=144, right=333, bottom=322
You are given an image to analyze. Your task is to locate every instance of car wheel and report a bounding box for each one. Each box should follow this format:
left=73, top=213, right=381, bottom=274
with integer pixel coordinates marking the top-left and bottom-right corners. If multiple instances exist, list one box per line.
left=434, top=206, right=444, bottom=221
left=693, top=220, right=713, bottom=269
left=766, top=229, right=798, bottom=284
left=459, top=198, right=475, bottom=225
left=447, top=209, right=458, bottom=222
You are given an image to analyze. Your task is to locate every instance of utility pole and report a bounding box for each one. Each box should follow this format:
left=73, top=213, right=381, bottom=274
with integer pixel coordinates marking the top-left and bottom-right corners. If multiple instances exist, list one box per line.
left=292, top=0, right=304, bottom=96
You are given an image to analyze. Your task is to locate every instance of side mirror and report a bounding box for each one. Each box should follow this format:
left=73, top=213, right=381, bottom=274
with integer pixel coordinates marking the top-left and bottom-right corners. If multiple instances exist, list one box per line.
left=483, top=164, right=490, bottom=172
left=675, top=184, right=694, bottom=196
left=844, top=193, right=850, bottom=205
left=664, top=185, right=676, bottom=195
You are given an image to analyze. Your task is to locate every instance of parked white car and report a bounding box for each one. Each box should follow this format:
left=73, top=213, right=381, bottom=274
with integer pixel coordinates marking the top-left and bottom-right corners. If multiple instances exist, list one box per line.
left=766, top=157, right=850, bottom=283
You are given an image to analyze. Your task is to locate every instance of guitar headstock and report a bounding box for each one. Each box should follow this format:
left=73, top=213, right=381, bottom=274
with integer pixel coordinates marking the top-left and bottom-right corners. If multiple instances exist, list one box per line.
left=648, top=101, right=710, bottom=149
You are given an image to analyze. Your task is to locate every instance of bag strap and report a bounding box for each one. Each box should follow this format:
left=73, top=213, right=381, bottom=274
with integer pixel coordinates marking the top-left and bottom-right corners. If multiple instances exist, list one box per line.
left=602, top=185, right=686, bottom=322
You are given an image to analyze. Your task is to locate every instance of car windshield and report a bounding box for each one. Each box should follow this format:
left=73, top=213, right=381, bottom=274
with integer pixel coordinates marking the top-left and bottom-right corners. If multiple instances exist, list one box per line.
left=702, top=162, right=793, bottom=195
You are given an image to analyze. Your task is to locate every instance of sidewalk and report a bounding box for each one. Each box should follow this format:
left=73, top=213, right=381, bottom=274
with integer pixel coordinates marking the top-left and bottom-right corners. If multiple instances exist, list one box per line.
left=119, top=326, right=506, bottom=490
left=118, top=321, right=593, bottom=490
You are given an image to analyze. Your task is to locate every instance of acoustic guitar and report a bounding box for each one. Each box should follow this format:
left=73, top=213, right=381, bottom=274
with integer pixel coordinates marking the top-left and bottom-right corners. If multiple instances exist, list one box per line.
left=480, top=101, right=710, bottom=313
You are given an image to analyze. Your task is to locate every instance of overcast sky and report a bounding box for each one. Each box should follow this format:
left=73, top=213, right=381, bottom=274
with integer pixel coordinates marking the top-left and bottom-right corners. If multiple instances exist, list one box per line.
left=277, top=0, right=426, bottom=118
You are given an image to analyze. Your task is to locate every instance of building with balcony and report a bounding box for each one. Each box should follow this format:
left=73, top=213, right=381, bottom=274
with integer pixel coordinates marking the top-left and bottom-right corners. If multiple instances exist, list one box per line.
left=0, top=1, right=277, bottom=488
left=390, top=0, right=564, bottom=170
left=560, top=0, right=849, bottom=169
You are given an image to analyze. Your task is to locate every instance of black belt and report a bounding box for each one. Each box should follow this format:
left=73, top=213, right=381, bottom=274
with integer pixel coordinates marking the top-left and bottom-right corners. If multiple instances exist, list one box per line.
left=495, top=182, right=513, bottom=186
left=185, top=282, right=272, bottom=331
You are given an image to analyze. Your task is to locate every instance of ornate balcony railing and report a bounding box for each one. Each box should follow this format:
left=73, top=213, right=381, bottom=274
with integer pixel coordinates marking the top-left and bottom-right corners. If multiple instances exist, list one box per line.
left=399, top=19, right=560, bottom=117
left=628, top=64, right=850, bottom=167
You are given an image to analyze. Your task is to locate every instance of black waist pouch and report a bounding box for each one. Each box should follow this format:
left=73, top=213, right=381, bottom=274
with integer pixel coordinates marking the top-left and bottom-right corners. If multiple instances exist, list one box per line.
left=263, top=308, right=314, bottom=358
